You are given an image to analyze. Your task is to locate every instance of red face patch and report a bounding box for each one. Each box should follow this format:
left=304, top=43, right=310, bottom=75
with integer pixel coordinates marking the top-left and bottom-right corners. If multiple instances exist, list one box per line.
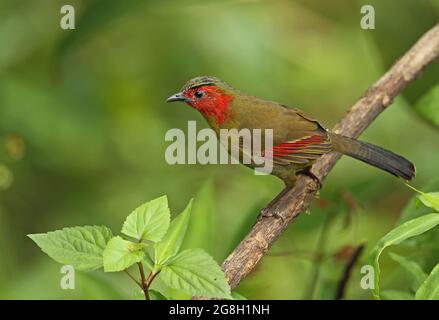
left=183, top=85, right=233, bottom=124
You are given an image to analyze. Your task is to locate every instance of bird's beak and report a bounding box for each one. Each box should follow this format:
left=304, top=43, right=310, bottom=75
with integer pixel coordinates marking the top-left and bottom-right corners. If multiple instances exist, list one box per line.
left=166, top=92, right=189, bottom=103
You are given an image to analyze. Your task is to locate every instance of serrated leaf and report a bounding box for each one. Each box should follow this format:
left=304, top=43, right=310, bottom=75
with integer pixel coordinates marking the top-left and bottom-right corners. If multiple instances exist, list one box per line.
left=381, top=290, right=414, bottom=300
left=121, top=195, right=170, bottom=242
left=28, top=226, right=113, bottom=271
left=389, top=253, right=427, bottom=291
left=406, top=184, right=439, bottom=212
left=159, top=249, right=231, bottom=299
left=103, top=236, right=144, bottom=272
left=415, top=263, right=439, bottom=300
left=155, top=199, right=192, bottom=265
left=370, top=213, right=439, bottom=299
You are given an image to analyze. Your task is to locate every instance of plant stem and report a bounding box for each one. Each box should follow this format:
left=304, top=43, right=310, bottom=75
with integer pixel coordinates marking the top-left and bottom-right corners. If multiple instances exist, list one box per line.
left=137, top=262, right=149, bottom=300
left=145, top=269, right=161, bottom=288
left=124, top=269, right=142, bottom=289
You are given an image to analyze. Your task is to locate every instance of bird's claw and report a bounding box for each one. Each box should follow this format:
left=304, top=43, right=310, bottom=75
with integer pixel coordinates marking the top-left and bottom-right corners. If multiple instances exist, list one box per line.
left=255, top=187, right=290, bottom=224
left=257, top=209, right=285, bottom=223
left=299, top=170, right=322, bottom=189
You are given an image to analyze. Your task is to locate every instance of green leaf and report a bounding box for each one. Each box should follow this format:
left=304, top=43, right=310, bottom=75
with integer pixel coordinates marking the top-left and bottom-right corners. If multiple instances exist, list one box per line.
left=370, top=213, right=439, bottom=299
left=103, top=236, right=144, bottom=272
left=406, top=184, right=439, bottom=212
left=28, top=226, right=113, bottom=271
left=155, top=199, right=193, bottom=265
left=149, top=289, right=168, bottom=300
left=415, top=263, right=439, bottom=300
left=159, top=249, right=231, bottom=299
left=389, top=253, right=427, bottom=291
left=414, top=84, right=439, bottom=129
left=381, top=290, right=414, bottom=300
left=121, top=195, right=170, bottom=242
left=400, top=179, right=439, bottom=223
left=418, top=192, right=439, bottom=212
left=143, top=253, right=154, bottom=271
left=398, top=181, right=439, bottom=260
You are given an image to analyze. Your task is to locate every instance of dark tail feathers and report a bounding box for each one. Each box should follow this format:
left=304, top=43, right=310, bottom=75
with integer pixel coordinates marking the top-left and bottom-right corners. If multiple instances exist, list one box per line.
left=329, top=133, right=415, bottom=180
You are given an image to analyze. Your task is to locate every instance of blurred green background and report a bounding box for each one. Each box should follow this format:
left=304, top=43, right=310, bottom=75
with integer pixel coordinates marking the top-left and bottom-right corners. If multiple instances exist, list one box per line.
left=0, top=0, right=439, bottom=299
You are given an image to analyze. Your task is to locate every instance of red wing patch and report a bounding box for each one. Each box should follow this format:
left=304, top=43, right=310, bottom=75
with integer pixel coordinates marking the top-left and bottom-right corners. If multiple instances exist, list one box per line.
left=268, top=134, right=332, bottom=165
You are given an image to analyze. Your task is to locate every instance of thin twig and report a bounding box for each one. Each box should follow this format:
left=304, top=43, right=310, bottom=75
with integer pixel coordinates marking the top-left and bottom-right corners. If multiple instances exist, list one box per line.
left=335, top=244, right=365, bottom=300
left=124, top=269, right=142, bottom=289
left=145, top=270, right=161, bottom=288
left=195, top=22, right=439, bottom=299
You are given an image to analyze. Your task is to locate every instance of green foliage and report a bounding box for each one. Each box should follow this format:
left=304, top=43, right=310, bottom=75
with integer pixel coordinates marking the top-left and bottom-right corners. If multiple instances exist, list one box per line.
left=28, top=195, right=230, bottom=300
left=4, top=0, right=439, bottom=300
left=103, top=236, right=144, bottom=272
left=28, top=226, right=113, bottom=271
left=370, top=213, right=439, bottom=299
left=160, top=249, right=231, bottom=299
left=398, top=180, right=439, bottom=268
left=381, top=290, right=414, bottom=300
left=155, top=199, right=192, bottom=265
left=399, top=179, right=439, bottom=223
left=406, top=184, right=439, bottom=212
left=415, top=263, right=439, bottom=300
left=143, top=253, right=154, bottom=271
left=121, top=195, right=170, bottom=242
left=369, top=184, right=439, bottom=300
left=389, top=253, right=427, bottom=291
left=149, top=289, right=168, bottom=300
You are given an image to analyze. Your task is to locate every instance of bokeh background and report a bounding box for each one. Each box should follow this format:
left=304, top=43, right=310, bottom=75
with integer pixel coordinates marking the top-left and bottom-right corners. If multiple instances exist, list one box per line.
left=1, top=0, right=439, bottom=299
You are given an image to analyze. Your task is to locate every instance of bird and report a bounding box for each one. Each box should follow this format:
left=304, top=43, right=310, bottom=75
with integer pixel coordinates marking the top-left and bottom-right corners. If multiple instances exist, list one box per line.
left=166, top=76, right=415, bottom=187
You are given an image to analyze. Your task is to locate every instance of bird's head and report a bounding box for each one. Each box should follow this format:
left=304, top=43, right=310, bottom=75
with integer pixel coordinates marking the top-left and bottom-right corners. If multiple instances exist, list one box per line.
left=166, top=76, right=236, bottom=125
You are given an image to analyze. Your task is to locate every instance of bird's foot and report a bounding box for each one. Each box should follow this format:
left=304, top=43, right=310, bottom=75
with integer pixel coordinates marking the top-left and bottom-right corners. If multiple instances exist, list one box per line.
left=256, top=187, right=291, bottom=223
left=257, top=209, right=285, bottom=223
left=298, top=169, right=322, bottom=189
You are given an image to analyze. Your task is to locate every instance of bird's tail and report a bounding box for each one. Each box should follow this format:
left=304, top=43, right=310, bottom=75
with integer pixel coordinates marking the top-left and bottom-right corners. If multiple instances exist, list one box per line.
left=329, top=133, right=416, bottom=180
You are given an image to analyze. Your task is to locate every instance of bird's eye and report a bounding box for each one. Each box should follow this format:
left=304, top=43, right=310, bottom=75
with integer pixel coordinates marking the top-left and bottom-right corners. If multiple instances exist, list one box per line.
left=194, top=90, right=204, bottom=99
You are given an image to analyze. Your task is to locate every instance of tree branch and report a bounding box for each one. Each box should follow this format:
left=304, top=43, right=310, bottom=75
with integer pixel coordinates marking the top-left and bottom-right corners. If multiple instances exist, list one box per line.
left=205, top=23, right=439, bottom=296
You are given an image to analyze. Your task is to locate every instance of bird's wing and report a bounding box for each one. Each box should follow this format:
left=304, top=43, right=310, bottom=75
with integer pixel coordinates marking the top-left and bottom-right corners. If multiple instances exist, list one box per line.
left=269, top=133, right=333, bottom=165
left=281, top=104, right=327, bottom=131
left=229, top=97, right=332, bottom=165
